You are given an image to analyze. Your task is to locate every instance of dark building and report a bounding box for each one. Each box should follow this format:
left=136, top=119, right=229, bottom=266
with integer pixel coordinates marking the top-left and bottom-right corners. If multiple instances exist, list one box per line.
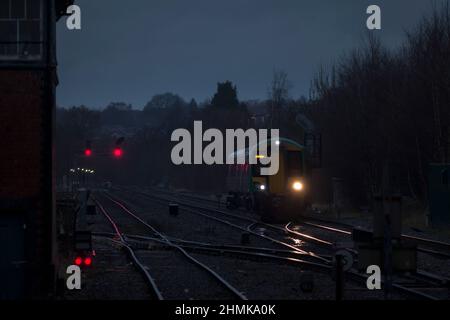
left=0, top=0, right=73, bottom=299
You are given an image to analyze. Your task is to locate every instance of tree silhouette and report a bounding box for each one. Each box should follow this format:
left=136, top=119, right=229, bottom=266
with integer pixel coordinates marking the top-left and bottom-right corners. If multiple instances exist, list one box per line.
left=144, top=93, right=186, bottom=111
left=211, top=81, right=239, bottom=108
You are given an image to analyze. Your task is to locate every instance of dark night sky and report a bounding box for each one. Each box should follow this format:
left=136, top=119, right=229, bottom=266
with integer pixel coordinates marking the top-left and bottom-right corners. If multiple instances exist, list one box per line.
left=56, top=0, right=437, bottom=109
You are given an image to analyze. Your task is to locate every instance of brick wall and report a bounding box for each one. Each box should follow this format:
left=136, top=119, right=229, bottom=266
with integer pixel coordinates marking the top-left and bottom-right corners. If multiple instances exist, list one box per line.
left=0, top=70, right=44, bottom=199
left=0, top=69, right=55, bottom=298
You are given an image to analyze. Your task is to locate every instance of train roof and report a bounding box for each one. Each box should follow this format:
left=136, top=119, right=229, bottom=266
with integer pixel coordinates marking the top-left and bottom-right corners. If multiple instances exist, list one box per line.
left=226, top=137, right=305, bottom=161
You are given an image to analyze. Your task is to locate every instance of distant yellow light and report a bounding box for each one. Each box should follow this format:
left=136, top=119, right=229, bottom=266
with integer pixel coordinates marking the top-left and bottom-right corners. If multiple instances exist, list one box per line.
left=293, top=181, right=303, bottom=191
left=255, top=155, right=266, bottom=159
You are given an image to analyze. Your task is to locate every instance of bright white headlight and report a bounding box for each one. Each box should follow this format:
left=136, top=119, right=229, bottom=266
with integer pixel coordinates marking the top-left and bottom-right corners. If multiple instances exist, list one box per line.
left=292, top=181, right=303, bottom=191
left=260, top=184, right=266, bottom=191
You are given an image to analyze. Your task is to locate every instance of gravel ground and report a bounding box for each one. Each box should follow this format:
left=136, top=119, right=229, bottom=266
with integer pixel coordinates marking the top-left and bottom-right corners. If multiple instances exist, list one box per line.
left=113, top=190, right=333, bottom=263
left=186, top=253, right=407, bottom=300
left=299, top=212, right=450, bottom=281
left=147, top=189, right=450, bottom=294
left=417, top=252, right=450, bottom=280
left=60, top=237, right=152, bottom=300
left=134, top=250, right=238, bottom=300
left=84, top=189, right=412, bottom=300
left=66, top=192, right=243, bottom=300
left=302, top=209, right=450, bottom=244
left=57, top=188, right=446, bottom=300
left=110, top=190, right=294, bottom=252
left=173, top=190, right=450, bottom=280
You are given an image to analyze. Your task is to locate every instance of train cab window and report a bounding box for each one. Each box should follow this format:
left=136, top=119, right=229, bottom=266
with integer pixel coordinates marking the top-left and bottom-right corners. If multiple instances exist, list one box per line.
left=0, top=0, right=43, bottom=60
left=286, top=151, right=303, bottom=177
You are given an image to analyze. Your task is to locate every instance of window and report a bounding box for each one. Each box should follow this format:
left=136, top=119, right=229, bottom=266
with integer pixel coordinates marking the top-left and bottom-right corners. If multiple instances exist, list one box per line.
left=0, top=0, right=43, bottom=60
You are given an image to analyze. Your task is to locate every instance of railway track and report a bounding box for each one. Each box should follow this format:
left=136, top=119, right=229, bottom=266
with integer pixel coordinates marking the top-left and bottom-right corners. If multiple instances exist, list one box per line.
left=146, top=187, right=450, bottom=259
left=117, top=186, right=449, bottom=300
left=94, top=193, right=248, bottom=300
left=293, top=218, right=450, bottom=259
left=113, top=189, right=332, bottom=265
left=94, top=199, right=163, bottom=300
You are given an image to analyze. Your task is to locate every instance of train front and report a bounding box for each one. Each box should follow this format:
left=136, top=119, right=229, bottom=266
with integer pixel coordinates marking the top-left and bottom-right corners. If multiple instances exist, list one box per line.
left=252, top=138, right=310, bottom=223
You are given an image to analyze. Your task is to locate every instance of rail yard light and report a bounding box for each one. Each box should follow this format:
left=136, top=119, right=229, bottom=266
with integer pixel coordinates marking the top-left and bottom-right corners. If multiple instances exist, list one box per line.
left=293, top=181, right=303, bottom=191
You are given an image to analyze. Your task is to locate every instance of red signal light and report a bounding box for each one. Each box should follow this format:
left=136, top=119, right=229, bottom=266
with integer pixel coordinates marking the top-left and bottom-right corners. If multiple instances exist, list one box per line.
left=75, top=257, right=82, bottom=266
left=85, top=149, right=92, bottom=156
left=84, top=257, right=92, bottom=266
left=113, top=148, right=123, bottom=157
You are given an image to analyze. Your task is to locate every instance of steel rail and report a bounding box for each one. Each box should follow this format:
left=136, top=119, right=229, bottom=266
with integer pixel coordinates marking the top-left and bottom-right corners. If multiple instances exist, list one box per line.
left=122, top=234, right=332, bottom=271
left=283, top=222, right=360, bottom=256
left=129, top=188, right=448, bottom=300
left=91, top=232, right=332, bottom=271
left=94, top=199, right=164, bottom=300
left=146, top=187, right=450, bottom=255
left=142, top=188, right=345, bottom=250
left=291, top=219, right=450, bottom=259
left=173, top=188, right=450, bottom=261
left=101, top=193, right=248, bottom=300
left=119, top=190, right=330, bottom=264
left=297, top=216, right=450, bottom=253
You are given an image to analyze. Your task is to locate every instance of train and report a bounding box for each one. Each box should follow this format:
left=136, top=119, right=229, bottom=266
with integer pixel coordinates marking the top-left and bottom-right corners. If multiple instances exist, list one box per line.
left=226, top=137, right=311, bottom=222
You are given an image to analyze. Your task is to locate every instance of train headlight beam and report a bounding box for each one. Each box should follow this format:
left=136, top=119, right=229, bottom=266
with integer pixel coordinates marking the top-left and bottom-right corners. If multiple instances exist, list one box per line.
left=293, top=181, right=303, bottom=191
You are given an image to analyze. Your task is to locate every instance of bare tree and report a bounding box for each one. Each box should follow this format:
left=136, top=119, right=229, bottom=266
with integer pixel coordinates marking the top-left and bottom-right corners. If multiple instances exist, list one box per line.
left=268, top=70, right=292, bottom=128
